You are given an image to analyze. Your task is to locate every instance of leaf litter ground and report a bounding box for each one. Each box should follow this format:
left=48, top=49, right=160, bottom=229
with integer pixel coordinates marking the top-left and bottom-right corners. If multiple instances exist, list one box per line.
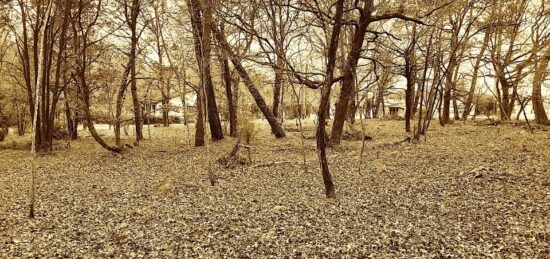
left=1, top=119, right=549, bottom=257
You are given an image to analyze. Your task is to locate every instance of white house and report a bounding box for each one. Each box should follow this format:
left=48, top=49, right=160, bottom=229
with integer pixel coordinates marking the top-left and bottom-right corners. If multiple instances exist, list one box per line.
left=150, top=94, right=197, bottom=119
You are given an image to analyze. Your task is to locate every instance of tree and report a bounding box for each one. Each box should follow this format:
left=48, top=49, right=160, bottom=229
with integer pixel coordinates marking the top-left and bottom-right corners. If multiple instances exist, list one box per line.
left=72, top=0, right=121, bottom=152
left=316, top=0, right=345, bottom=198
left=212, top=24, right=286, bottom=138
left=13, top=0, right=74, bottom=151
left=530, top=1, right=550, bottom=125
left=330, top=1, right=432, bottom=143
left=187, top=0, right=224, bottom=144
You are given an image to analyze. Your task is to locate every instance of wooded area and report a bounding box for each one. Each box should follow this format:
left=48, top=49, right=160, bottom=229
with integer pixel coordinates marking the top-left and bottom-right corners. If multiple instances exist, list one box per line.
left=0, top=0, right=549, bottom=257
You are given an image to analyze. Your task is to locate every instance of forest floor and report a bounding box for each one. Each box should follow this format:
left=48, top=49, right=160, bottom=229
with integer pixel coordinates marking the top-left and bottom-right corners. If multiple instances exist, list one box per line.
left=1, top=118, right=549, bottom=257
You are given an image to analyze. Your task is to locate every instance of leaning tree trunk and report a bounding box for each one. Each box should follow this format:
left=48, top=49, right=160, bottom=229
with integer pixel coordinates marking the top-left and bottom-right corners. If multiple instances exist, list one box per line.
left=81, top=85, right=121, bottom=153
left=211, top=25, right=285, bottom=138
left=463, top=29, right=489, bottom=120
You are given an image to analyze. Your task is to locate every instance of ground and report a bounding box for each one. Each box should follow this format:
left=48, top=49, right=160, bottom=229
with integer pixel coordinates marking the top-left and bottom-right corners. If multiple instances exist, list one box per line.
left=1, top=119, right=549, bottom=257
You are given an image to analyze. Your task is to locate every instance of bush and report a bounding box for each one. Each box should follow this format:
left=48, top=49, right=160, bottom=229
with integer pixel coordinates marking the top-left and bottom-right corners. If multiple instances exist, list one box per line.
left=475, top=95, right=497, bottom=116
left=240, top=116, right=258, bottom=143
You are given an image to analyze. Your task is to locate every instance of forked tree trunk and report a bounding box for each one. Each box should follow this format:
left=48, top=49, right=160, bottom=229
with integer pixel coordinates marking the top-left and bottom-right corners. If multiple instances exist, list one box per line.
left=114, top=61, right=132, bottom=147
left=187, top=0, right=223, bottom=142
left=330, top=0, right=373, bottom=144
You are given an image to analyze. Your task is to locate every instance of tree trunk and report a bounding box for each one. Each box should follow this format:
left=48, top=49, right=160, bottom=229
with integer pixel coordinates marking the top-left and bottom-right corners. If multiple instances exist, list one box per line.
left=195, top=89, right=206, bottom=146
left=532, top=47, right=550, bottom=124
left=212, top=25, right=285, bottom=138
left=221, top=55, right=238, bottom=137
left=187, top=0, right=223, bottom=141
left=114, top=60, right=132, bottom=147
left=201, top=0, right=224, bottom=140
left=273, top=56, right=283, bottom=120
left=463, top=29, right=490, bottom=120
left=404, top=26, right=417, bottom=133
left=317, top=0, right=345, bottom=198
left=129, top=16, right=143, bottom=141
left=330, top=1, right=373, bottom=144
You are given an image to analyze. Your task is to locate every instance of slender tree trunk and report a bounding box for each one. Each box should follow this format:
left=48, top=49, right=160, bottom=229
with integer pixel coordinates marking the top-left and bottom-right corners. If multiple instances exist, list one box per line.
left=130, top=18, right=143, bottom=141
left=195, top=89, right=206, bottom=146
left=221, top=54, right=237, bottom=137
left=404, top=26, right=417, bottom=133
left=115, top=60, right=132, bottom=147
left=463, top=30, right=489, bottom=119
left=317, top=0, right=345, bottom=198
left=273, top=56, right=283, bottom=120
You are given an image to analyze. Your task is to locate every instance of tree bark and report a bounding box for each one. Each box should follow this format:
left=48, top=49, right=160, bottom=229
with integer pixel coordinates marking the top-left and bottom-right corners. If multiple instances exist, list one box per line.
left=330, top=1, right=373, bottom=144
left=316, top=0, right=345, bottom=198
left=201, top=0, right=224, bottom=140
left=404, top=25, right=417, bottom=133
left=221, top=53, right=238, bottom=137
left=462, top=30, right=489, bottom=120
left=532, top=47, right=550, bottom=125
left=129, top=1, right=143, bottom=141
left=211, top=25, right=285, bottom=138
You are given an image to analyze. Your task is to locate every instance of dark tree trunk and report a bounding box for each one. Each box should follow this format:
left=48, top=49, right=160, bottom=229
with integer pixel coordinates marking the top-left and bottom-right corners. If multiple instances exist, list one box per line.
left=187, top=0, right=223, bottom=141
left=404, top=26, right=417, bottom=133
left=129, top=13, right=143, bottom=141
left=195, top=90, right=206, bottom=146
left=212, top=25, right=285, bottom=138
left=317, top=0, right=345, bottom=198
left=273, top=56, right=283, bottom=120
left=221, top=55, right=238, bottom=137
left=202, top=0, right=224, bottom=140
left=330, top=1, right=373, bottom=144
left=532, top=48, right=550, bottom=124
left=162, top=97, right=170, bottom=127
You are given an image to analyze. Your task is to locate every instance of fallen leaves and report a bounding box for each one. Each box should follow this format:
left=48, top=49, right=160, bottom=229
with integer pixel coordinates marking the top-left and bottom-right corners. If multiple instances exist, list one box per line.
left=0, top=119, right=549, bottom=257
